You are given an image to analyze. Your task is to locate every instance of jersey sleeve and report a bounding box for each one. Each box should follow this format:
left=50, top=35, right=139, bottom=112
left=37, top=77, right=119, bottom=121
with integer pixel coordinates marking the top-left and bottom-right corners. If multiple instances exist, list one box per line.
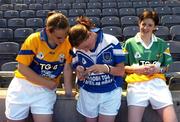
left=161, top=42, right=173, bottom=67
left=16, top=34, right=38, bottom=66
left=123, top=40, right=130, bottom=65
left=113, top=41, right=125, bottom=64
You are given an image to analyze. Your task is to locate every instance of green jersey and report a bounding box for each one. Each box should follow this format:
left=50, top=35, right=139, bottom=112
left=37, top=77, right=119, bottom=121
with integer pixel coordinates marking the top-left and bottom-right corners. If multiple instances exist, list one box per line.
left=123, top=33, right=172, bottom=83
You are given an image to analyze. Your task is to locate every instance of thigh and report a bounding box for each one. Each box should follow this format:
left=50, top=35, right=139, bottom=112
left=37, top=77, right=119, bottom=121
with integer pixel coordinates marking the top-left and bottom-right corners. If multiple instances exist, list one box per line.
left=30, top=88, right=56, bottom=115
left=5, top=77, right=30, bottom=120
left=32, top=114, right=52, bottom=122
left=99, top=88, right=122, bottom=116
left=149, top=78, right=173, bottom=109
left=128, top=106, right=145, bottom=122
left=157, top=105, right=178, bottom=122
left=98, top=114, right=116, bottom=122
left=77, top=88, right=99, bottom=118
left=127, top=82, right=149, bottom=107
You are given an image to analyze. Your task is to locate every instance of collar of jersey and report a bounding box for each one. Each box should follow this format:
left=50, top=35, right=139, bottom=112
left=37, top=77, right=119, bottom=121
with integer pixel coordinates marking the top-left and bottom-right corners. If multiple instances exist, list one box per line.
left=135, top=32, right=157, bottom=49
left=40, top=28, right=57, bottom=49
left=90, top=28, right=103, bottom=52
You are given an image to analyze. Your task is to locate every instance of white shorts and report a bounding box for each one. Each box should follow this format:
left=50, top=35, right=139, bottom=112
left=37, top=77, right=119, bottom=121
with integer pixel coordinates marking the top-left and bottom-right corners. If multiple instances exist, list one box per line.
left=77, top=87, right=122, bottom=118
left=127, top=78, right=173, bottom=109
left=5, top=77, right=56, bottom=120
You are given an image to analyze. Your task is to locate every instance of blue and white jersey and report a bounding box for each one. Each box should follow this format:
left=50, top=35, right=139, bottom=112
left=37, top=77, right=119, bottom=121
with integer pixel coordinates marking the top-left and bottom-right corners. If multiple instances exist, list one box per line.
left=72, top=28, right=125, bottom=93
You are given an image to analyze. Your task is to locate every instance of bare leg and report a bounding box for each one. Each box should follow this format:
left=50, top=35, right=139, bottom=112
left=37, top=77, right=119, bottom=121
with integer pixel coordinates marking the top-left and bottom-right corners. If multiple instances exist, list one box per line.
left=157, top=105, right=178, bottom=122
left=32, top=114, right=52, bottom=122
left=85, top=117, right=97, bottom=122
left=98, top=114, right=116, bottom=122
left=128, top=105, right=145, bottom=122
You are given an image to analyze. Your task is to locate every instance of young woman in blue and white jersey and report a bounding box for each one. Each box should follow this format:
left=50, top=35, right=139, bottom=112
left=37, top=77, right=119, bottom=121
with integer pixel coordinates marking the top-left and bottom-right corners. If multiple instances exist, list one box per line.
left=68, top=16, right=125, bottom=122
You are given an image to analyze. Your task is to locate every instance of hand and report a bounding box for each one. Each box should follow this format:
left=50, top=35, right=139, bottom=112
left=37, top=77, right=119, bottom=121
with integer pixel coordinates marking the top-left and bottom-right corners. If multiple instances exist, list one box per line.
left=46, top=80, right=59, bottom=90
left=76, top=65, right=86, bottom=81
left=86, top=64, right=108, bottom=74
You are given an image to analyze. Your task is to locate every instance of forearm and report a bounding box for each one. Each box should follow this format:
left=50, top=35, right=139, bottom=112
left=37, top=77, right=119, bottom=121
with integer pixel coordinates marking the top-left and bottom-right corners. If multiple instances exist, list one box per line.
left=125, top=66, right=137, bottom=74
left=109, top=63, right=125, bottom=76
left=63, top=63, right=73, bottom=95
left=18, top=63, right=56, bottom=89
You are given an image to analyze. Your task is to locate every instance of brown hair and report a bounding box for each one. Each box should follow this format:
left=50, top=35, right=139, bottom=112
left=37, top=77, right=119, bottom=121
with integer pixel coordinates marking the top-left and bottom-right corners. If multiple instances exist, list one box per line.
left=139, top=10, right=159, bottom=26
left=46, top=11, right=69, bottom=33
left=68, top=16, right=95, bottom=47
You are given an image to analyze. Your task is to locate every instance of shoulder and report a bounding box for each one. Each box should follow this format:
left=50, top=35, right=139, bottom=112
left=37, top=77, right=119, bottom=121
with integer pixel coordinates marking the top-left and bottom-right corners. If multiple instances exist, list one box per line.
left=24, top=32, right=40, bottom=45
left=103, top=33, right=119, bottom=45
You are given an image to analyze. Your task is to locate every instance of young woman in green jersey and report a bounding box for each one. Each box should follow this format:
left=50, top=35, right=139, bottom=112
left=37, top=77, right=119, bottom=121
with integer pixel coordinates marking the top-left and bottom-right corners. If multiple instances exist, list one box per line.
left=5, top=11, right=73, bottom=122
left=123, top=10, right=177, bottom=122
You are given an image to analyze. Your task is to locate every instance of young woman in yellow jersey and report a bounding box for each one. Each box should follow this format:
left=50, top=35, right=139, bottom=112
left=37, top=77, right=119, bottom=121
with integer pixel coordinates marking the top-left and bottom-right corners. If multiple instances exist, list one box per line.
left=5, top=11, right=73, bottom=122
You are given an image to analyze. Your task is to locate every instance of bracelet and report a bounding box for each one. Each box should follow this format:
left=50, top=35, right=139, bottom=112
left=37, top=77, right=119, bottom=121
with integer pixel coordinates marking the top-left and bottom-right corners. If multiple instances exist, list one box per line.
left=104, top=64, right=110, bottom=73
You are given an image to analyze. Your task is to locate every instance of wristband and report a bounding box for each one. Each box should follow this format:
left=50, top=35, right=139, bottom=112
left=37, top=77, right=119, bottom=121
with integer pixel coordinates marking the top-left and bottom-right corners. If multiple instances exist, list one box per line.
left=104, top=64, right=110, bottom=73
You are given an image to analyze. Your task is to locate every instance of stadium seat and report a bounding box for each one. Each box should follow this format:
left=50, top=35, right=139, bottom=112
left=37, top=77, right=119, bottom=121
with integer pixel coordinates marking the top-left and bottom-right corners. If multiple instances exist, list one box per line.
left=88, top=0, right=101, bottom=2
left=87, top=2, right=101, bottom=9
left=85, top=9, right=101, bottom=17
left=1, top=61, right=18, bottom=71
left=168, top=41, right=180, bottom=61
left=68, top=17, right=76, bottom=26
left=57, top=3, right=71, bottom=10
left=43, top=3, right=57, bottom=10
left=0, top=11, right=2, bottom=18
left=102, top=8, right=119, bottom=17
left=148, top=1, right=164, bottom=8
left=0, top=28, right=13, bottom=42
left=0, top=4, right=14, bottom=11
left=50, top=0, right=62, bottom=4
left=89, top=17, right=101, bottom=27
left=172, top=7, right=180, bottom=16
left=14, top=4, right=28, bottom=11
left=164, top=1, right=180, bottom=7
left=154, top=26, right=170, bottom=41
left=20, top=10, right=35, bottom=18
left=26, top=18, right=44, bottom=29
left=0, top=19, right=7, bottom=28
left=11, top=0, right=23, bottom=4
left=14, top=28, right=34, bottom=43
left=167, top=61, right=180, bottom=91
left=121, top=16, right=139, bottom=28
left=36, top=9, right=50, bottom=19
left=61, top=0, right=75, bottom=3
left=118, top=2, right=133, bottom=8
left=136, top=7, right=153, bottom=15
left=72, top=3, right=86, bottom=9
left=119, top=8, right=136, bottom=17
left=170, top=25, right=180, bottom=42
left=102, top=26, right=123, bottom=41
left=8, top=18, right=25, bottom=29
left=4, top=10, right=19, bottom=18
left=23, top=0, right=36, bottom=4
left=35, top=0, right=49, bottom=4
left=68, top=9, right=84, bottom=17
left=102, top=0, right=116, bottom=2
left=76, top=0, right=89, bottom=2
left=133, top=1, right=148, bottom=8
left=154, top=7, right=172, bottom=17
left=161, top=15, right=180, bottom=28
left=102, top=2, right=117, bottom=9
left=58, top=10, right=68, bottom=16
left=123, top=26, right=139, bottom=41
left=35, top=28, right=43, bottom=32
left=101, top=16, right=120, bottom=27
left=0, top=42, right=19, bottom=67
left=29, top=3, right=43, bottom=11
